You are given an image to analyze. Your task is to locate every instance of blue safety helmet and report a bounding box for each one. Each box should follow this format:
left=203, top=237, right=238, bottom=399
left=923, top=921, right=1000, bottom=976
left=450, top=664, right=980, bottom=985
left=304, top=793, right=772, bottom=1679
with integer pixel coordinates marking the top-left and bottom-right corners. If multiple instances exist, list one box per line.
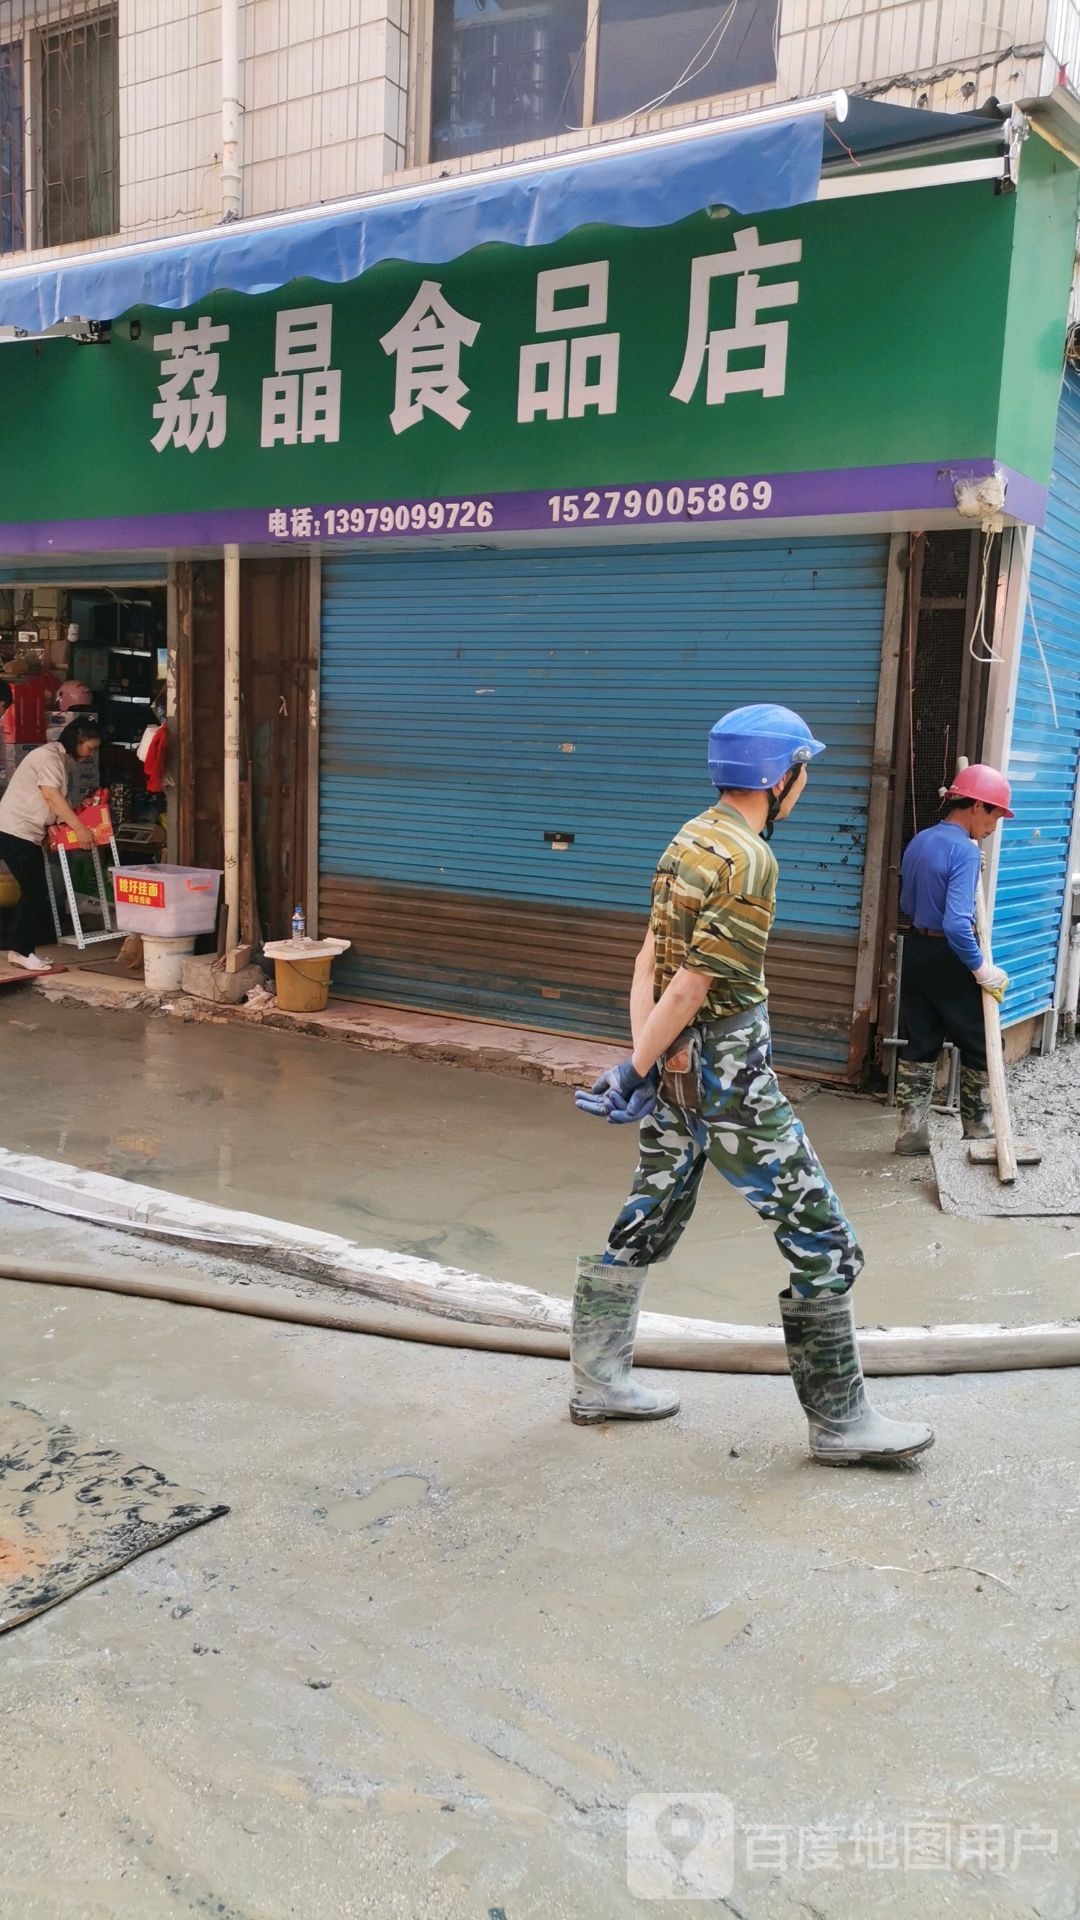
left=708, top=703, right=826, bottom=790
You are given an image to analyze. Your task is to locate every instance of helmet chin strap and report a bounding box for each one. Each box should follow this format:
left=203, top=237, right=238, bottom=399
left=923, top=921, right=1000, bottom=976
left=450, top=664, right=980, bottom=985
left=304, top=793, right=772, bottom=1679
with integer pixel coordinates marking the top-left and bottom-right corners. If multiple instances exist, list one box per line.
left=762, top=768, right=799, bottom=841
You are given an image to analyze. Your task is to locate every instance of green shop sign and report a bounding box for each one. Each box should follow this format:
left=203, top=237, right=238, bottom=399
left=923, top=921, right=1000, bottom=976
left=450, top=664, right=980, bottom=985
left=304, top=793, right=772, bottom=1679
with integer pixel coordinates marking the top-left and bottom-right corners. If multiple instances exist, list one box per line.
left=0, top=136, right=1074, bottom=555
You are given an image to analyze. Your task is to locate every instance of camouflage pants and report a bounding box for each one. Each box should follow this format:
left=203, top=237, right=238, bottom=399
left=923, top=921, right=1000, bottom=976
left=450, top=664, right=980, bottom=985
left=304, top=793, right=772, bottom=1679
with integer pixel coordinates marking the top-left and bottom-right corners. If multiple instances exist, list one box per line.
left=604, top=1006, right=863, bottom=1296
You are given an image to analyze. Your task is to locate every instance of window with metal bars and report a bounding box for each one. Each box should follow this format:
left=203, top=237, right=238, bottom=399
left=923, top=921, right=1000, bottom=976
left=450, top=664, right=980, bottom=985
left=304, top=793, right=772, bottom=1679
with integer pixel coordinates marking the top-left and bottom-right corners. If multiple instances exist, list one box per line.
left=0, top=39, right=22, bottom=251
left=426, top=0, right=779, bottom=164
left=41, top=6, right=118, bottom=246
left=0, top=2, right=118, bottom=255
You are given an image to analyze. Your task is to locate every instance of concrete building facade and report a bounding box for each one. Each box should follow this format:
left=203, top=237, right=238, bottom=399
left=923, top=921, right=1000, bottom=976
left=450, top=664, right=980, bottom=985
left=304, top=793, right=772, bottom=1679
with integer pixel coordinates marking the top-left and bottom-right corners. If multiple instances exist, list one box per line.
left=0, top=0, right=1077, bottom=262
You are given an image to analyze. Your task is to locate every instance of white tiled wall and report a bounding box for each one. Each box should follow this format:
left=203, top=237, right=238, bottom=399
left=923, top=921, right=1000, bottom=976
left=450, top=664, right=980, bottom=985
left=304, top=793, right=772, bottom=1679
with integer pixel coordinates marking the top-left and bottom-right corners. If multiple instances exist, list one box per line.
left=399, top=0, right=1051, bottom=189
left=115, top=0, right=407, bottom=251
left=9, top=0, right=1070, bottom=262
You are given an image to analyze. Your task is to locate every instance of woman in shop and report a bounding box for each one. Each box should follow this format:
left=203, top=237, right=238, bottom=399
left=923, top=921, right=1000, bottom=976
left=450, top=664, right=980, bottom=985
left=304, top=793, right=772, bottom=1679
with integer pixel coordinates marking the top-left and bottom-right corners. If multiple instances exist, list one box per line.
left=0, top=717, right=101, bottom=972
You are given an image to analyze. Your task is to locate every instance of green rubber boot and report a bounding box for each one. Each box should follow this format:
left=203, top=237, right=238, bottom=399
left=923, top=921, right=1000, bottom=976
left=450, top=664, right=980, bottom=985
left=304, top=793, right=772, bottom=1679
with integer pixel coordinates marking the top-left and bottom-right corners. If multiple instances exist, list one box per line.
left=894, top=1059, right=935, bottom=1155
left=569, top=1256, right=680, bottom=1426
left=780, top=1288, right=935, bottom=1466
left=960, top=1066, right=994, bottom=1140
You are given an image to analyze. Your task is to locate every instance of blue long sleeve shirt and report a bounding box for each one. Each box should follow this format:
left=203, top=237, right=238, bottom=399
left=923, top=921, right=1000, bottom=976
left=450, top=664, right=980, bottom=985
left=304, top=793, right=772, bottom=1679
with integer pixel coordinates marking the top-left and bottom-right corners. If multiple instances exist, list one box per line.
left=900, top=822, right=983, bottom=971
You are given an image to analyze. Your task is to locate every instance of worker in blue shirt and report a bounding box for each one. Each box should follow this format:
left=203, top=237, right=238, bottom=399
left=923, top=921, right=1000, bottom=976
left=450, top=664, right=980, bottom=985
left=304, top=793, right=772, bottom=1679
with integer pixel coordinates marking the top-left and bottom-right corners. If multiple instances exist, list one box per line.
left=895, top=764, right=1013, bottom=1153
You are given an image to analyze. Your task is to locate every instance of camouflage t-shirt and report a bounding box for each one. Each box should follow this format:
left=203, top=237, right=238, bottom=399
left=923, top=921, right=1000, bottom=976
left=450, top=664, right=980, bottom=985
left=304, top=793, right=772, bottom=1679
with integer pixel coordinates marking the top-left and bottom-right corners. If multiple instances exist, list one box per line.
left=650, top=800, right=777, bottom=1017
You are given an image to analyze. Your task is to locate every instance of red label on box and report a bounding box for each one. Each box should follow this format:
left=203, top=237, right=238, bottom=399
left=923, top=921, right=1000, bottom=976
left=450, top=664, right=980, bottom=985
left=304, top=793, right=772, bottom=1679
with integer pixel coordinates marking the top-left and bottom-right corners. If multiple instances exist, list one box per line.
left=115, top=875, right=165, bottom=908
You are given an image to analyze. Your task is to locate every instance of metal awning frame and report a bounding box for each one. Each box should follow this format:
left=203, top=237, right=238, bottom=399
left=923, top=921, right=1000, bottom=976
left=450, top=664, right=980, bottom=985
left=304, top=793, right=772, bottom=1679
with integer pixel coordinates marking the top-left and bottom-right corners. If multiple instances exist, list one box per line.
left=819, top=103, right=1023, bottom=200
left=0, top=90, right=844, bottom=328
left=0, top=86, right=1029, bottom=343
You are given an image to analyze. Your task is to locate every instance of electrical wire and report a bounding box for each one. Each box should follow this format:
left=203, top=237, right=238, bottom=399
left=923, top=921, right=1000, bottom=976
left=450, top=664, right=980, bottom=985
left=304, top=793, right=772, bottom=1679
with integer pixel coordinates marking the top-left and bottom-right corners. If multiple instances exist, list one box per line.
left=966, top=517, right=1060, bottom=733
left=629, top=2, right=739, bottom=120
left=809, top=0, right=857, bottom=95
left=1027, top=595, right=1059, bottom=729
left=558, top=0, right=600, bottom=128
left=710, top=0, right=778, bottom=110
left=666, top=0, right=779, bottom=135
left=561, top=0, right=770, bottom=142
left=1017, top=526, right=1060, bottom=729
left=561, top=0, right=739, bottom=132
left=967, top=527, right=1000, bottom=664
left=824, top=119, right=860, bottom=165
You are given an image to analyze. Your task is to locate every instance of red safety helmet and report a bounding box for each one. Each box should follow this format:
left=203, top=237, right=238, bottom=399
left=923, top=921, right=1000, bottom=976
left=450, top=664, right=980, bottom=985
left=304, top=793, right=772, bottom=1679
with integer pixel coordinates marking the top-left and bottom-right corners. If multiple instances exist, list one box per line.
left=944, top=764, right=1014, bottom=818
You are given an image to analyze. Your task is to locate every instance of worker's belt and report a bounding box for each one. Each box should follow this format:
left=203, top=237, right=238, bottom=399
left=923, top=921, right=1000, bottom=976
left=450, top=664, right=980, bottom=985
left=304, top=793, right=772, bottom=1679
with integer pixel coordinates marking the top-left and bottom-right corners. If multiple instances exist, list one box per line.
left=912, top=928, right=946, bottom=939
left=661, top=1001, right=768, bottom=1114
left=698, top=1000, right=768, bottom=1035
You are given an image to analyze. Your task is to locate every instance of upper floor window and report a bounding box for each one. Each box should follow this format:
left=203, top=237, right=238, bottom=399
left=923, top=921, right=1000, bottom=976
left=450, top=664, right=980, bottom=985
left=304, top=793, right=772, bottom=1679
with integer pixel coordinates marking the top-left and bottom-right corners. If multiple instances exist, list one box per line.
left=426, top=0, right=779, bottom=164
left=0, top=41, right=24, bottom=252
left=0, top=5, right=118, bottom=255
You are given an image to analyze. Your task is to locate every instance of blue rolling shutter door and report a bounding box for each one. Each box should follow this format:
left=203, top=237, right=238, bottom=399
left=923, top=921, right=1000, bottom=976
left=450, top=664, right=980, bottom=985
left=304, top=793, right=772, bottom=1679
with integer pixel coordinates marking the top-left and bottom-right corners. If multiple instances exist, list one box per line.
left=994, top=371, right=1080, bottom=1026
left=319, top=537, right=889, bottom=1076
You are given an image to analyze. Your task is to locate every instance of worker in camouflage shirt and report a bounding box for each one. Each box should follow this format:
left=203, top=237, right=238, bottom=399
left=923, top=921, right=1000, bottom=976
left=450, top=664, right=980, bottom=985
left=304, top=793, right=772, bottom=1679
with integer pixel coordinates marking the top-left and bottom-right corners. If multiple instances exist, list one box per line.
left=572, top=704, right=934, bottom=1467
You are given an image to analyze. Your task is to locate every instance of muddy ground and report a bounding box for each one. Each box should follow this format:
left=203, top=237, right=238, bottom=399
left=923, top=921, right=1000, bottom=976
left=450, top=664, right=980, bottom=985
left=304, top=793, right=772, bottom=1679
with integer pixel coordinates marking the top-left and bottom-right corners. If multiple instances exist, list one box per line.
left=0, top=1193, right=1078, bottom=1919
left=933, top=1041, right=1080, bottom=1220
left=2, top=1000, right=1079, bottom=1327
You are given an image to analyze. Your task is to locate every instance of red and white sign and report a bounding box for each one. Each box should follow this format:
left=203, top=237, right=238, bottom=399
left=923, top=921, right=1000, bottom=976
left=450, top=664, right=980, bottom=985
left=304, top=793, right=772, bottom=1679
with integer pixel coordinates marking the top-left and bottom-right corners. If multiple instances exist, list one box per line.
left=114, top=873, right=165, bottom=909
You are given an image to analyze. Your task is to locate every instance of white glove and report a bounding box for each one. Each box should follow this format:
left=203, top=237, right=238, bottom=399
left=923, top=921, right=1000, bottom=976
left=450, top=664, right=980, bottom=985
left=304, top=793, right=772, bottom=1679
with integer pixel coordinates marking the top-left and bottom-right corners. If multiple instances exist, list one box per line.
left=975, top=962, right=1009, bottom=1003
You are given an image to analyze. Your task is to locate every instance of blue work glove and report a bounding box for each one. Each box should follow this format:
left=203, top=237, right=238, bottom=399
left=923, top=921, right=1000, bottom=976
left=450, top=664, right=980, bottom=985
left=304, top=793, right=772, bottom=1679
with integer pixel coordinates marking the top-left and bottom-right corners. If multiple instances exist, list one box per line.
left=574, top=1059, right=658, bottom=1125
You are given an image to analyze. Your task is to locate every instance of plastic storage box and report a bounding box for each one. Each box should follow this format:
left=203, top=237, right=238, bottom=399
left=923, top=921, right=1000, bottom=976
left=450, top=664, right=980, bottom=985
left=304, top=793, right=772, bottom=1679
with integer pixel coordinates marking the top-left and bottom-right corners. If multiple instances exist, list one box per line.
left=112, top=864, right=222, bottom=937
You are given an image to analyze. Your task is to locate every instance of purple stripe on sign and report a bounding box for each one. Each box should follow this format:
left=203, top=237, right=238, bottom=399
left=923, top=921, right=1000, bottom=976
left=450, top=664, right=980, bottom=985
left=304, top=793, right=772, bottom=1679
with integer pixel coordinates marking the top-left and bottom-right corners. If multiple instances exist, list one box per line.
left=0, top=461, right=1047, bottom=557
left=991, top=465, right=1048, bottom=528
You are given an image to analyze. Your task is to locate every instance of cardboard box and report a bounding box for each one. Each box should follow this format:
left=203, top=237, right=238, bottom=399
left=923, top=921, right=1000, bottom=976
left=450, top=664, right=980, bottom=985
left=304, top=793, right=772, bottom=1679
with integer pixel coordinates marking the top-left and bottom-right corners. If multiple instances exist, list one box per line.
left=48, top=794, right=114, bottom=851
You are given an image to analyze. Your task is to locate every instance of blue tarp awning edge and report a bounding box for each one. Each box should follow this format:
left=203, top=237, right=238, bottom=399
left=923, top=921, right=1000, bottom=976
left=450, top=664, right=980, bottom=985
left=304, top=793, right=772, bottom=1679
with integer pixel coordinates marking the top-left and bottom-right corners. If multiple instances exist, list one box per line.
left=0, top=112, right=825, bottom=332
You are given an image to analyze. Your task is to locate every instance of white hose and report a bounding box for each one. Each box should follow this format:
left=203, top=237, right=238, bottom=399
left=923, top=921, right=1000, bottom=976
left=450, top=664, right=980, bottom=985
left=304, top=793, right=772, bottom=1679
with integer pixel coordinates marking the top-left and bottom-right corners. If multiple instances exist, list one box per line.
left=2, top=1259, right=1078, bottom=1377
left=1, top=1151, right=1076, bottom=1377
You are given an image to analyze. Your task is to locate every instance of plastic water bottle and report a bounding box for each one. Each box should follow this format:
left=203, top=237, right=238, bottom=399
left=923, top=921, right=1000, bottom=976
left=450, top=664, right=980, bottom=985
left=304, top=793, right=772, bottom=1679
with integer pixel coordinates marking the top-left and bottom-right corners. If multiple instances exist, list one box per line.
left=291, top=903, right=306, bottom=943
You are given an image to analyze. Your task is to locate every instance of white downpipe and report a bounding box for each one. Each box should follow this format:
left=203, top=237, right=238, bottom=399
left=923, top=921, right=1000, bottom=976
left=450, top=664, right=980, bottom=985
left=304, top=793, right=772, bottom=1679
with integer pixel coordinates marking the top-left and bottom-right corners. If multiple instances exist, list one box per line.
left=223, top=544, right=241, bottom=952
left=1064, top=912, right=1080, bottom=1042
left=220, top=0, right=242, bottom=221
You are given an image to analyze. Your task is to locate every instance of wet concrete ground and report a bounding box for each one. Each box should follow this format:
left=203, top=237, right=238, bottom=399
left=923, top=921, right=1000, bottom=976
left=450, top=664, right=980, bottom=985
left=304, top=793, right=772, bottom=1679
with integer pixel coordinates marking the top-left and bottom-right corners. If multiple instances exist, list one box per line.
left=2, top=999, right=1078, bottom=1327
left=932, top=1043, right=1080, bottom=1221
left=1, top=1196, right=1078, bottom=1920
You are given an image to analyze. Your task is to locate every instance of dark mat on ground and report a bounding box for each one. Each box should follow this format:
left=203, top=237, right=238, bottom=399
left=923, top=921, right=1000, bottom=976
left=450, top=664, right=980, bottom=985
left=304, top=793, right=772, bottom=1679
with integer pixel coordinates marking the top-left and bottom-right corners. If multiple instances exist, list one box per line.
left=0, top=1402, right=228, bottom=1633
left=931, top=1044, right=1080, bottom=1218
